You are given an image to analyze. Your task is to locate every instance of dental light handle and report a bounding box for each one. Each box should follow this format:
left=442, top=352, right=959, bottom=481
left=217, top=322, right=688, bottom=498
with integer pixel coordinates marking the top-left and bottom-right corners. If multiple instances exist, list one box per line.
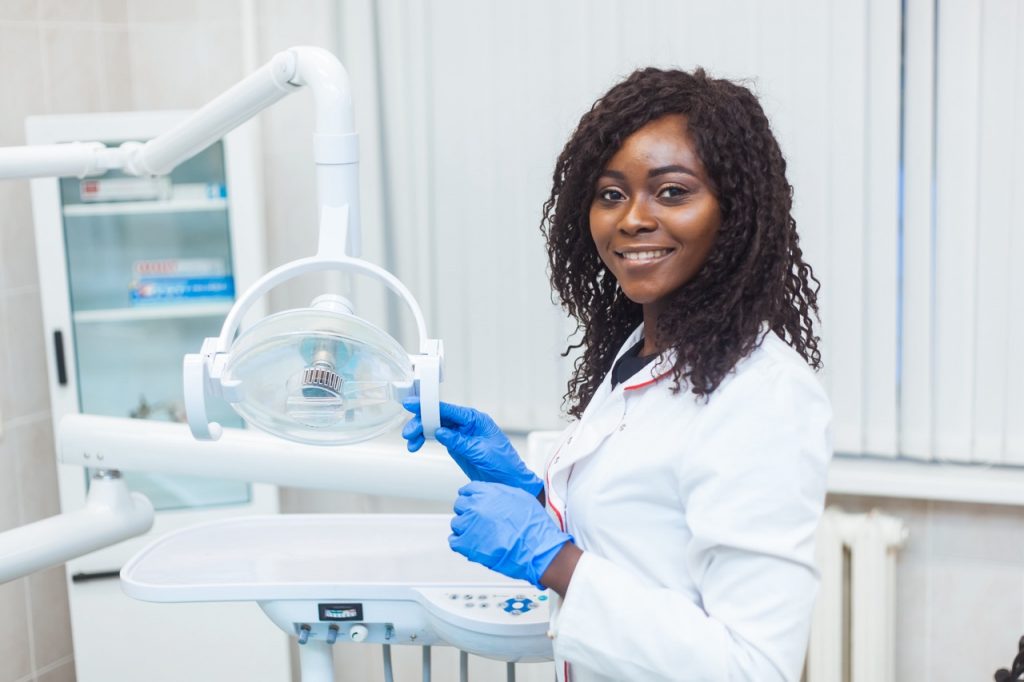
left=216, top=256, right=430, bottom=351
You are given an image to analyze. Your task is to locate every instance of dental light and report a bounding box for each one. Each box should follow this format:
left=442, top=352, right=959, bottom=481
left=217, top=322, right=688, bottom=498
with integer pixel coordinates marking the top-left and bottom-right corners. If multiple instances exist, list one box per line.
left=184, top=230, right=444, bottom=445
left=0, top=45, right=444, bottom=446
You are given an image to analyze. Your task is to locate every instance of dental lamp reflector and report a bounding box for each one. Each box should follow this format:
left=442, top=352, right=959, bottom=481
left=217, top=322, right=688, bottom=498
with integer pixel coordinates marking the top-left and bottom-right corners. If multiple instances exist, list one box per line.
left=224, top=295, right=415, bottom=445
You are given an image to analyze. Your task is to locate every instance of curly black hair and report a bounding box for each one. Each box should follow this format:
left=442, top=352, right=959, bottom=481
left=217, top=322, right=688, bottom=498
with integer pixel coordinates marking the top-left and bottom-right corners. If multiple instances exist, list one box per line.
left=540, top=67, right=822, bottom=418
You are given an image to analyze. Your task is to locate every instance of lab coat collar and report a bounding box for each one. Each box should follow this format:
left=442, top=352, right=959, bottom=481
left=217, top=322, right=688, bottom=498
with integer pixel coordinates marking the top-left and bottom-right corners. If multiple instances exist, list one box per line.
left=617, top=324, right=675, bottom=392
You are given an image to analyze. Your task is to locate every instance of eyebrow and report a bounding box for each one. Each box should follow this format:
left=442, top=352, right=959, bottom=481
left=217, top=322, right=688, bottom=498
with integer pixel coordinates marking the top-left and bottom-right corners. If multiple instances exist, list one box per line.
left=598, top=164, right=699, bottom=181
left=649, top=164, right=698, bottom=178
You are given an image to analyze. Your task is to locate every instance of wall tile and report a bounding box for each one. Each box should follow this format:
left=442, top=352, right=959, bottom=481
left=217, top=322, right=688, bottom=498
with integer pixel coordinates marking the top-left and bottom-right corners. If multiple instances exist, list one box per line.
left=126, top=25, right=206, bottom=109
left=28, top=566, right=74, bottom=670
left=96, top=0, right=128, bottom=23
left=38, top=0, right=98, bottom=23
left=36, top=660, right=76, bottom=682
left=13, top=416, right=59, bottom=524
left=194, top=23, right=243, bottom=100
left=0, top=180, right=41, bottom=292
left=255, top=0, right=335, bottom=55
left=894, top=557, right=930, bottom=682
left=0, top=399, right=21, bottom=533
left=0, top=0, right=38, bottom=22
left=0, top=578, right=32, bottom=682
left=96, top=27, right=134, bottom=111
left=0, top=289, right=51, bottom=421
left=125, top=0, right=198, bottom=23
left=42, top=25, right=104, bottom=114
left=0, top=25, right=48, bottom=146
left=197, top=0, right=241, bottom=24
left=927, top=499, right=1024, bottom=566
left=926, top=559, right=1024, bottom=681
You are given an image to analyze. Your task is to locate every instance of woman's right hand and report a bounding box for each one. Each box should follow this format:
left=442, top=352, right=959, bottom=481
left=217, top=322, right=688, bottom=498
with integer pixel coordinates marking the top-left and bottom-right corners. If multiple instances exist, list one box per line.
left=402, top=397, right=544, bottom=497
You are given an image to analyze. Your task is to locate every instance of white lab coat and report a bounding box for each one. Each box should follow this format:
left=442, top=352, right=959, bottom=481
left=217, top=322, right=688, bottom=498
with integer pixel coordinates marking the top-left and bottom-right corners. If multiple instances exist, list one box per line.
left=540, top=324, right=832, bottom=682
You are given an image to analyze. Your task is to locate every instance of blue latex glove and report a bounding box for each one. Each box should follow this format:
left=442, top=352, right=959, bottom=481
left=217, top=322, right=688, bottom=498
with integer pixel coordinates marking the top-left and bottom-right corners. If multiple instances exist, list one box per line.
left=402, top=397, right=544, bottom=497
left=449, top=481, right=572, bottom=589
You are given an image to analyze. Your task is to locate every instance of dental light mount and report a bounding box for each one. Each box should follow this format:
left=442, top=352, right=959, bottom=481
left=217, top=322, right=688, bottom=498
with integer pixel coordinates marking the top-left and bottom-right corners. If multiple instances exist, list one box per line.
left=0, top=45, right=443, bottom=446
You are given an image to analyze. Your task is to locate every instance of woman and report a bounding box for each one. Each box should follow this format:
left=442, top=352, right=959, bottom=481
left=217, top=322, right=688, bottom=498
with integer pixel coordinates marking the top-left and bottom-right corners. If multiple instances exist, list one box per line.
left=403, top=67, right=831, bottom=682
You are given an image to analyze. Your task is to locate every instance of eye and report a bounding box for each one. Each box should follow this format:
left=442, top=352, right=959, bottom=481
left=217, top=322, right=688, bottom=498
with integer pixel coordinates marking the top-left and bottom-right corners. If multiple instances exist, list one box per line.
left=658, top=185, right=689, bottom=200
left=597, top=188, right=626, bottom=202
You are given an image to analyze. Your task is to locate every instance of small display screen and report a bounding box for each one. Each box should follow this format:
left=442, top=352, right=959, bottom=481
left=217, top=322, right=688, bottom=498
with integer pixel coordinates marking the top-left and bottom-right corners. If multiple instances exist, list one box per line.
left=318, top=603, right=364, bottom=621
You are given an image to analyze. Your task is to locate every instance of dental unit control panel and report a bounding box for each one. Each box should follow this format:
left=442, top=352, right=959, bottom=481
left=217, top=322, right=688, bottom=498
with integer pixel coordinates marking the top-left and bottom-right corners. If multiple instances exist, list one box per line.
left=260, top=586, right=550, bottom=660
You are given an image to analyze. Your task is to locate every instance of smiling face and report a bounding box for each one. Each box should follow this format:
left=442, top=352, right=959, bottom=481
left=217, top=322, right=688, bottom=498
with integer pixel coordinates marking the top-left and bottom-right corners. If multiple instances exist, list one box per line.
left=589, top=114, right=721, bottom=351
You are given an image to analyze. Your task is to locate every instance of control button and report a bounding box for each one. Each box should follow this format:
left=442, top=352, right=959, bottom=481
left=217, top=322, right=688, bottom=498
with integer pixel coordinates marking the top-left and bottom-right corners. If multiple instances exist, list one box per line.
left=479, top=602, right=489, bottom=609
left=448, top=594, right=458, bottom=600
left=508, top=610, right=521, bottom=616
left=464, top=602, right=475, bottom=608
left=463, top=594, right=473, bottom=600
left=515, top=594, right=526, bottom=600
left=502, top=597, right=534, bottom=615
left=538, top=595, right=548, bottom=601
left=478, top=594, right=488, bottom=600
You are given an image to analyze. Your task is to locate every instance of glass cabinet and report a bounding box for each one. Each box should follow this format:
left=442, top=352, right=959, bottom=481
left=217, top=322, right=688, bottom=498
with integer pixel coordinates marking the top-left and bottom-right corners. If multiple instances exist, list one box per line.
left=59, top=142, right=248, bottom=510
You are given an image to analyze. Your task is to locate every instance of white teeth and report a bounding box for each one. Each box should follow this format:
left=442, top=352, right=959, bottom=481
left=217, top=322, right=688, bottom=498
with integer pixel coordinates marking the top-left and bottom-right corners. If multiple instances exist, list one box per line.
left=621, top=249, right=671, bottom=261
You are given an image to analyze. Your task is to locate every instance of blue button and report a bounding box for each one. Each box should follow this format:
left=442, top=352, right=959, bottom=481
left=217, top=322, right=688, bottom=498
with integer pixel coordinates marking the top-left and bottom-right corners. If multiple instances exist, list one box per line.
left=502, top=597, right=533, bottom=614
left=538, top=595, right=548, bottom=601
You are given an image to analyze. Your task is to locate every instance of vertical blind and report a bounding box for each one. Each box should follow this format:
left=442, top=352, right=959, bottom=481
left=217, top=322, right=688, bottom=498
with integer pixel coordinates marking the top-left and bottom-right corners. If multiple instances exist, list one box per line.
left=337, top=0, right=1022, bottom=465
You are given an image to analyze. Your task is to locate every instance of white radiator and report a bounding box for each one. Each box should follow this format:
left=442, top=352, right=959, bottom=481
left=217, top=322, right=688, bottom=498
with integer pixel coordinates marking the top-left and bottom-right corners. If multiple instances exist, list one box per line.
left=805, top=507, right=908, bottom=682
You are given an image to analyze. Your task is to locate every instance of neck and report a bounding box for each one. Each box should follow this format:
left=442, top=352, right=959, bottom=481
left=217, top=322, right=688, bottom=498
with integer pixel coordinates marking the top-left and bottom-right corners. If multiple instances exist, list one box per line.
left=641, top=304, right=663, bottom=356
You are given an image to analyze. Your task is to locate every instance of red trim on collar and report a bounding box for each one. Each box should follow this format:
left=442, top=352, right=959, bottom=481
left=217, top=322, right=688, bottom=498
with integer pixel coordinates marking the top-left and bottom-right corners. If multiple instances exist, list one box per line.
left=623, top=367, right=673, bottom=391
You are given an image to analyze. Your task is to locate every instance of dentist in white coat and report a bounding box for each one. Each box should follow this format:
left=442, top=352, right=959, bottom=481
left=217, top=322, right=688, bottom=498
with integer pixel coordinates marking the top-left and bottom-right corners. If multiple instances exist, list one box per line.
left=404, top=67, right=832, bottom=681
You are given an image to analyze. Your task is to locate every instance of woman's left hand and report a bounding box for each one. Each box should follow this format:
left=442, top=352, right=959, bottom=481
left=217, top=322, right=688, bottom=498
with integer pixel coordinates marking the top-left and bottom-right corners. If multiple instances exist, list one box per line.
left=449, top=481, right=572, bottom=589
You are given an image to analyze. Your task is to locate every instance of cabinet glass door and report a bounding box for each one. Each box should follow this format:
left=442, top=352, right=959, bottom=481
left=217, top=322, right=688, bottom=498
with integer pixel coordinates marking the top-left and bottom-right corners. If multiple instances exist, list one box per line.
left=60, top=142, right=249, bottom=511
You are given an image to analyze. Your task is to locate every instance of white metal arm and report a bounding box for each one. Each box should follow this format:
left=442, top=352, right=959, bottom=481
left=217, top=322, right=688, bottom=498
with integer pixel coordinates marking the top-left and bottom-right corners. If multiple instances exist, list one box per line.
left=0, top=472, right=153, bottom=584
left=58, top=415, right=464, bottom=501
left=0, top=50, right=297, bottom=180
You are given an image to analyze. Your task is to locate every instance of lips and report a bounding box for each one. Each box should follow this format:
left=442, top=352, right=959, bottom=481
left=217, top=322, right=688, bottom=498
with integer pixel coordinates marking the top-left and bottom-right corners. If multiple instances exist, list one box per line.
left=615, top=248, right=675, bottom=263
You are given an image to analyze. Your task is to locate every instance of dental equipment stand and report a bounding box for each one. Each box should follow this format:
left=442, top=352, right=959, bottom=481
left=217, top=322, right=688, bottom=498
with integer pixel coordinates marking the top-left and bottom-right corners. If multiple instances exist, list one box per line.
left=120, top=514, right=551, bottom=682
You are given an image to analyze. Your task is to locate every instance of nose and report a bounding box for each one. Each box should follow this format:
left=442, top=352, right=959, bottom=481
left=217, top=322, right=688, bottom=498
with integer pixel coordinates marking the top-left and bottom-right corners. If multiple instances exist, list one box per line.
left=618, top=197, right=656, bottom=235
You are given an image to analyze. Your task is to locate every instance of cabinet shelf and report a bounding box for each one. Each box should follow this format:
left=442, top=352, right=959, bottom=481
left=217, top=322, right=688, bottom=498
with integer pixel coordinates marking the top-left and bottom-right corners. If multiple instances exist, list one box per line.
left=63, top=197, right=228, bottom=217
left=73, top=301, right=233, bottom=323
